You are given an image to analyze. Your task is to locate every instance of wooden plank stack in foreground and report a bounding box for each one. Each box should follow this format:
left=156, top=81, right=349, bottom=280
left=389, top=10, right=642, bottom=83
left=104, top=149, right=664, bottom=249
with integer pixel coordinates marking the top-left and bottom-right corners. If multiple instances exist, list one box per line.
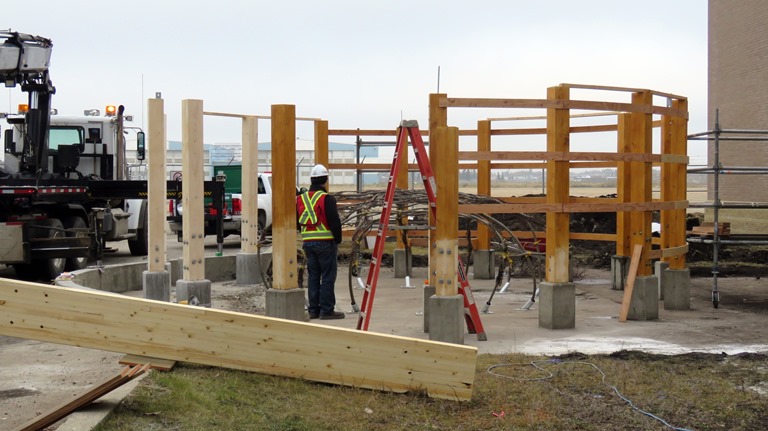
left=0, top=280, right=477, bottom=401
left=15, top=364, right=149, bottom=431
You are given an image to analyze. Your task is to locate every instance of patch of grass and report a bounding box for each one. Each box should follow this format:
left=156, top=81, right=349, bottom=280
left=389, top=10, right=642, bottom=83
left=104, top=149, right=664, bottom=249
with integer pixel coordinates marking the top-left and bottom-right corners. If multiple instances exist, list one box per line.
left=96, top=352, right=768, bottom=431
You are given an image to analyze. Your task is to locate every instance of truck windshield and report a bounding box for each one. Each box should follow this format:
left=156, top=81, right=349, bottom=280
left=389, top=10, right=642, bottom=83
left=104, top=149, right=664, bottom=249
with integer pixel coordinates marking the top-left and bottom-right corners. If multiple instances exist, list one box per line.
left=49, top=127, right=84, bottom=151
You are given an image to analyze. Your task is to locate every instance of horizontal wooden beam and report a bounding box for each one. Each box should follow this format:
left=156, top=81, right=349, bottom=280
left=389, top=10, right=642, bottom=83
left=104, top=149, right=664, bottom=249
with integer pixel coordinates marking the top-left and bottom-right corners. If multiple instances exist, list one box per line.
left=560, top=83, right=686, bottom=101
left=440, top=98, right=687, bottom=119
left=203, top=111, right=270, bottom=119
left=458, top=151, right=661, bottom=163
left=327, top=163, right=480, bottom=171
left=648, top=244, right=689, bottom=260
left=0, top=281, right=477, bottom=401
left=203, top=111, right=320, bottom=122
left=488, top=111, right=622, bottom=122
left=326, top=129, right=480, bottom=137
left=458, top=200, right=687, bottom=214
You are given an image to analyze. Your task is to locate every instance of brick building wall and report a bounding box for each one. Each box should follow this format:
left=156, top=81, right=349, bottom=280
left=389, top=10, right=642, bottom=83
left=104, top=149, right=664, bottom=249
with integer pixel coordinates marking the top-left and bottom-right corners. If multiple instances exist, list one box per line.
left=708, top=0, right=768, bottom=204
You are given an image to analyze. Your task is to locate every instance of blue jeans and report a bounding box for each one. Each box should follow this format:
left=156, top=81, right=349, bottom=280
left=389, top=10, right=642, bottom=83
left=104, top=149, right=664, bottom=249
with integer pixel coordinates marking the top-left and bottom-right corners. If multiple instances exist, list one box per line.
left=303, top=241, right=338, bottom=316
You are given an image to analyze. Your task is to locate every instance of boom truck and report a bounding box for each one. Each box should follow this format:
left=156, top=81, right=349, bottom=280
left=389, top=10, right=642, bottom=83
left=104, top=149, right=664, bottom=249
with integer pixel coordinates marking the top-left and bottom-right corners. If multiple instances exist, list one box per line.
left=0, top=30, right=226, bottom=280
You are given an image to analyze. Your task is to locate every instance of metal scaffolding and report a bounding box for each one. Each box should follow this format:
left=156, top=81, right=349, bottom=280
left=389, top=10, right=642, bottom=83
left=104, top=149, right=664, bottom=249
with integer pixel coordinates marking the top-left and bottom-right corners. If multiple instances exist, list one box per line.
left=688, top=109, right=768, bottom=307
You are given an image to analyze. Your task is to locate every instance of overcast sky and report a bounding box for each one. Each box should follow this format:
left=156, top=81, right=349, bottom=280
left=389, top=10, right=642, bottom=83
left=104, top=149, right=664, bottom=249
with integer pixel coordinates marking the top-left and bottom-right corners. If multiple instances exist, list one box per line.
left=5, top=0, right=708, bottom=163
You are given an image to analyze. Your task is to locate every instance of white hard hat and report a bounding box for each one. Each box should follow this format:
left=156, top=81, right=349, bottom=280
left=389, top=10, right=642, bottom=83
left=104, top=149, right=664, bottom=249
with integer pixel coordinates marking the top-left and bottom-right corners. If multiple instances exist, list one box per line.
left=310, top=164, right=329, bottom=178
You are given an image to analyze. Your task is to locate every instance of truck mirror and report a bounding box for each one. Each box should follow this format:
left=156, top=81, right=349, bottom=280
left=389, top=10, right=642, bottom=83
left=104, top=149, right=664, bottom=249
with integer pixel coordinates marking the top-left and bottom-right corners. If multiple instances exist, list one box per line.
left=136, top=131, right=146, bottom=161
left=3, top=129, right=14, bottom=153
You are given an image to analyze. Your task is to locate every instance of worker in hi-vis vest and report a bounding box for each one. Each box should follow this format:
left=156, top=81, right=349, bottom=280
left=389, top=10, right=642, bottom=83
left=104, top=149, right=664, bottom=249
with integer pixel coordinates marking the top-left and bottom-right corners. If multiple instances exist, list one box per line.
left=297, top=164, right=344, bottom=320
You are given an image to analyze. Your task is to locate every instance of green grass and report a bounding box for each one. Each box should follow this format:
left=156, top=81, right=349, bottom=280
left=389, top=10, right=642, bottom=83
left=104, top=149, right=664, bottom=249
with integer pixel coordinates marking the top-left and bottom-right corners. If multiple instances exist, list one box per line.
left=96, top=352, right=768, bottom=431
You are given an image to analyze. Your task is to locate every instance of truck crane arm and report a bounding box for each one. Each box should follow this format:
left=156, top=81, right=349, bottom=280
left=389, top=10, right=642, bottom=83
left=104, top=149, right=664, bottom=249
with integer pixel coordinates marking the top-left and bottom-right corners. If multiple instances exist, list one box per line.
left=1, top=29, right=55, bottom=177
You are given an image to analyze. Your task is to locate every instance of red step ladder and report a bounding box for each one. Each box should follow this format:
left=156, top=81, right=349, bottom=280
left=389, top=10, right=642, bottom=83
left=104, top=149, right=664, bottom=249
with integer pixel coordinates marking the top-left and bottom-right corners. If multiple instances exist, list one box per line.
left=355, top=120, right=486, bottom=341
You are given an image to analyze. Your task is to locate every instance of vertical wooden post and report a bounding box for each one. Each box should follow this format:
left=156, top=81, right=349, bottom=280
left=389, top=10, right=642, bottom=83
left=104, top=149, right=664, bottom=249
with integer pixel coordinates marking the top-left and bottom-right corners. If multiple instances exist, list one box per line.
left=433, top=126, right=459, bottom=297
left=476, top=120, right=491, bottom=250
left=629, top=91, right=653, bottom=276
left=272, top=105, right=297, bottom=290
left=664, top=99, right=688, bottom=270
left=241, top=116, right=259, bottom=254
left=545, top=86, right=570, bottom=283
left=616, top=113, right=632, bottom=257
left=181, top=99, right=205, bottom=281
left=147, top=97, right=166, bottom=273
left=396, top=125, right=410, bottom=250
left=428, top=93, right=448, bottom=285
left=314, top=119, right=329, bottom=167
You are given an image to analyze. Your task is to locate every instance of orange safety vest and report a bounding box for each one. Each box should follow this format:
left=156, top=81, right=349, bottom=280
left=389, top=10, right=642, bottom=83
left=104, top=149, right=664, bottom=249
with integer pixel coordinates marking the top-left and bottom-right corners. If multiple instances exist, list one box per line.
left=297, top=191, right=334, bottom=241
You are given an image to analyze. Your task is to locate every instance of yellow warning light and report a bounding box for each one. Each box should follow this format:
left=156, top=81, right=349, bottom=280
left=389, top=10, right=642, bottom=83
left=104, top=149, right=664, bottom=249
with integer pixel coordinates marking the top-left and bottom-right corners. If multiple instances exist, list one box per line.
left=17, top=104, right=29, bottom=114
left=105, top=105, right=117, bottom=116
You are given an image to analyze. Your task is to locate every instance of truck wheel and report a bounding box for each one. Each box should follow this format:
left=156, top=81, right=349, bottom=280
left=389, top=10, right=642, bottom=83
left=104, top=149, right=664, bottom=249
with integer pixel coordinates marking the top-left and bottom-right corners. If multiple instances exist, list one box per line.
left=128, top=203, right=149, bottom=256
left=12, top=264, right=37, bottom=281
left=63, top=216, right=89, bottom=271
left=33, top=218, right=66, bottom=280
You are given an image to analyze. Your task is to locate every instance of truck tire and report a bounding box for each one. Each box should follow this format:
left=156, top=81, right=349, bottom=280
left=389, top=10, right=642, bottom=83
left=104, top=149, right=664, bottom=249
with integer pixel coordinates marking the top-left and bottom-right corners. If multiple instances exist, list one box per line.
left=63, top=216, right=89, bottom=271
left=12, top=264, right=36, bottom=281
left=33, top=218, right=66, bottom=280
left=128, top=202, right=149, bottom=256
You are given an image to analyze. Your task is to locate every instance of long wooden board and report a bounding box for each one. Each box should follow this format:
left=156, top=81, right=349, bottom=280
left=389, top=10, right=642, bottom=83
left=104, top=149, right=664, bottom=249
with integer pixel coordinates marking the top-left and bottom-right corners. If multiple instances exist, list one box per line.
left=619, top=244, right=644, bottom=322
left=15, top=364, right=149, bottom=431
left=0, top=280, right=477, bottom=401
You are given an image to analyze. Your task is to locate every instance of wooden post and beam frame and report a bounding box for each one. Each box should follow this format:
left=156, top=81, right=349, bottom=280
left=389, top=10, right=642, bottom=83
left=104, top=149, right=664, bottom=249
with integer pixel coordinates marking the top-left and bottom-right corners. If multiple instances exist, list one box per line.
left=314, top=119, right=329, bottom=167
left=181, top=99, right=206, bottom=281
left=628, top=91, right=653, bottom=276
left=429, top=94, right=448, bottom=286
left=242, top=116, right=259, bottom=254
left=661, top=98, right=688, bottom=269
left=545, top=86, right=571, bottom=283
left=476, top=120, right=491, bottom=250
left=272, top=105, right=299, bottom=290
left=433, top=127, right=460, bottom=296
left=147, top=98, right=166, bottom=273
left=0, top=279, right=477, bottom=400
left=616, top=113, right=632, bottom=258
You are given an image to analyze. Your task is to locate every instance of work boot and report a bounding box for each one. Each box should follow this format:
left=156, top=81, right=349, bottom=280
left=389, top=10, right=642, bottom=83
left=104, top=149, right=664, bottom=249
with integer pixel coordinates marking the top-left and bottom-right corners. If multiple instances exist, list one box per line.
left=320, top=311, right=345, bottom=320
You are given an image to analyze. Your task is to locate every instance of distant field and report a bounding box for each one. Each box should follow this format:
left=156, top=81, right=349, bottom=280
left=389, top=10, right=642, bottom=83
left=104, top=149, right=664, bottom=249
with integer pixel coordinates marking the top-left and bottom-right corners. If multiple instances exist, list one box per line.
left=332, top=184, right=768, bottom=231
left=334, top=183, right=708, bottom=205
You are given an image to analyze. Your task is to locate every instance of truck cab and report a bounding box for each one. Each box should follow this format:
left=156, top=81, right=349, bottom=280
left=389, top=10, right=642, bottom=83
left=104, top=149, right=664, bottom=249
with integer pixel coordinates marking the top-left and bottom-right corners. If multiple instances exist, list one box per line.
left=0, top=29, right=149, bottom=280
left=168, top=171, right=274, bottom=241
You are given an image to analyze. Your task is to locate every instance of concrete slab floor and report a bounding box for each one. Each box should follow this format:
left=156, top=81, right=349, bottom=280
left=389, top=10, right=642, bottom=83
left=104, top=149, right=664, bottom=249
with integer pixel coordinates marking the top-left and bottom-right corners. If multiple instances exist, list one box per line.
left=321, top=266, right=768, bottom=356
left=2, top=265, right=768, bottom=430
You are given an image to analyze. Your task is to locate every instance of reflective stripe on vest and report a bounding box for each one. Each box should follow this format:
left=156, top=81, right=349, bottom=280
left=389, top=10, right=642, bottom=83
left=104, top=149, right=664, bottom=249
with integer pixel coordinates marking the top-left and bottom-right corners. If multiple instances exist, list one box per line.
left=299, top=191, right=334, bottom=241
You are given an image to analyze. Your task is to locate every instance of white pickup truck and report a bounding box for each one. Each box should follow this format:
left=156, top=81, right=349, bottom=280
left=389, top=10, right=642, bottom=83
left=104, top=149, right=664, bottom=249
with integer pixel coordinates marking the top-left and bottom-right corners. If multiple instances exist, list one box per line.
left=168, top=172, right=274, bottom=241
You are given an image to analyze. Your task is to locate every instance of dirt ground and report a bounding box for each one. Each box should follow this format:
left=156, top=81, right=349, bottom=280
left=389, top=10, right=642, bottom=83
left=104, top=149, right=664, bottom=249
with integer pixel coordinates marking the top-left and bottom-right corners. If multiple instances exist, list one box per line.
left=1, top=263, right=767, bottom=430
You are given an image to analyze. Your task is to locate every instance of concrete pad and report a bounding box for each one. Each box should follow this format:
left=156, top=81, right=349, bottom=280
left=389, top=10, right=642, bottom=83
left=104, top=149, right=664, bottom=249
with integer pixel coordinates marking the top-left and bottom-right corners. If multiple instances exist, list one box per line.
left=393, top=249, right=412, bottom=278
left=176, top=279, right=212, bottom=307
left=142, top=270, right=170, bottom=302
left=265, top=288, right=305, bottom=321
left=655, top=261, right=669, bottom=300
left=664, top=269, right=691, bottom=310
left=628, top=276, right=659, bottom=321
left=538, top=282, right=575, bottom=329
left=423, top=284, right=436, bottom=332
left=236, top=251, right=267, bottom=285
left=473, top=250, right=495, bottom=279
left=427, top=294, right=464, bottom=345
left=611, top=255, right=629, bottom=290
